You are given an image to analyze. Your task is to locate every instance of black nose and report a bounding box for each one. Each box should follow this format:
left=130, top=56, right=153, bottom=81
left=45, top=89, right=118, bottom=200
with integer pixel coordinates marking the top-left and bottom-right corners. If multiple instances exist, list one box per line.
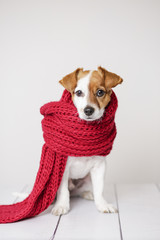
left=84, top=106, right=95, bottom=116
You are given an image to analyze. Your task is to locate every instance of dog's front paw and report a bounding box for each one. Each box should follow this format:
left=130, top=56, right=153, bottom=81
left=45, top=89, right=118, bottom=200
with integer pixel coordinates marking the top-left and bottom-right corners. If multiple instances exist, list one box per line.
left=51, top=205, right=70, bottom=216
left=81, top=191, right=94, bottom=200
left=96, top=200, right=117, bottom=213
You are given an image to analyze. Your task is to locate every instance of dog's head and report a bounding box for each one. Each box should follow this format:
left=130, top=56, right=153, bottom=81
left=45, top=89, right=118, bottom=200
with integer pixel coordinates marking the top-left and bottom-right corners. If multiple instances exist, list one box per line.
left=59, top=66, right=123, bottom=121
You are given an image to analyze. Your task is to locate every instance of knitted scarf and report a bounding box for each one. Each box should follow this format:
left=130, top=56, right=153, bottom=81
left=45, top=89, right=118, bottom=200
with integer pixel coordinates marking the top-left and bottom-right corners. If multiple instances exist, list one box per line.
left=0, top=89, right=118, bottom=223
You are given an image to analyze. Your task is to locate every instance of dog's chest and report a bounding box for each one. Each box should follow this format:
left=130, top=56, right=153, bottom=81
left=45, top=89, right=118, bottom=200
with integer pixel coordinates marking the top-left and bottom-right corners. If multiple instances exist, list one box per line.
left=66, top=155, right=105, bottom=179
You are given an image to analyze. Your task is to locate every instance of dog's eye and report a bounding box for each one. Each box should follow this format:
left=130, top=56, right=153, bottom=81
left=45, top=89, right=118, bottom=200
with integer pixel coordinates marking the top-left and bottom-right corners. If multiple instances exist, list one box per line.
left=75, top=90, right=83, bottom=97
left=96, top=89, right=105, bottom=97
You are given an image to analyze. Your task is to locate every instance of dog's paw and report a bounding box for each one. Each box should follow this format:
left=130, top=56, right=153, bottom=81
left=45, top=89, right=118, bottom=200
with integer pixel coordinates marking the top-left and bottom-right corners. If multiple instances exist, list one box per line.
left=96, top=201, right=118, bottom=213
left=51, top=205, right=70, bottom=216
left=81, top=191, right=94, bottom=200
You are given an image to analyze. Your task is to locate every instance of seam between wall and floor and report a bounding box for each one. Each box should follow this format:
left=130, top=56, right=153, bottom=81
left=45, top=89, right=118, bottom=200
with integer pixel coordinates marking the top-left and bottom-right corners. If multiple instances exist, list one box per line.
left=114, top=184, right=123, bottom=240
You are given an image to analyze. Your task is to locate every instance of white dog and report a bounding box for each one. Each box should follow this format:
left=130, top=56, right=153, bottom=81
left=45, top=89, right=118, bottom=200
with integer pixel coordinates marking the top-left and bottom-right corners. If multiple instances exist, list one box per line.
left=51, top=66, right=123, bottom=216
left=14, top=67, right=122, bottom=216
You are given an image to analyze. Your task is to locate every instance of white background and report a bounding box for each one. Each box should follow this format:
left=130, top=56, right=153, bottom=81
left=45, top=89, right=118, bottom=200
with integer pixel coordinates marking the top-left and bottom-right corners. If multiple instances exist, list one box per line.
left=0, top=0, right=160, bottom=187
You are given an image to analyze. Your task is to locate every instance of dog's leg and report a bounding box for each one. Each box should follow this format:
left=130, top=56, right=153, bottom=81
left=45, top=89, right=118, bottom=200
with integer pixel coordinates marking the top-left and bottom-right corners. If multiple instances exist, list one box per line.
left=51, top=169, right=70, bottom=216
left=90, top=160, right=117, bottom=213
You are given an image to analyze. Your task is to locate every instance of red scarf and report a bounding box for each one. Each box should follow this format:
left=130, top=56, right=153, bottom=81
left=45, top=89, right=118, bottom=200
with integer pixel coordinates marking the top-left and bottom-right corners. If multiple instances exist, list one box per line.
left=0, top=90, right=118, bottom=223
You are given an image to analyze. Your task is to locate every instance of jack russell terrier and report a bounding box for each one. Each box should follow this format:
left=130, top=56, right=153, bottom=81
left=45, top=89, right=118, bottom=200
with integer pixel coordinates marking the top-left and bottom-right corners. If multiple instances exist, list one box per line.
left=51, top=66, right=123, bottom=216
left=14, top=66, right=122, bottom=216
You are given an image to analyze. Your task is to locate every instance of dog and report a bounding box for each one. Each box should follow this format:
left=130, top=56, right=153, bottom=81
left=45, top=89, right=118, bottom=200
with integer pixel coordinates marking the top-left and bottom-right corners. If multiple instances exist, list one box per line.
left=51, top=66, right=123, bottom=216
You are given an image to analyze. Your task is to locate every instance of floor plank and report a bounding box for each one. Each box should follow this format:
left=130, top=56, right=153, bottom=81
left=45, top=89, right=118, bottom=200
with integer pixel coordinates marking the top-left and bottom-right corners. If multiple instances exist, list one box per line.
left=117, top=184, right=160, bottom=240
left=54, top=184, right=121, bottom=240
left=0, top=185, right=60, bottom=240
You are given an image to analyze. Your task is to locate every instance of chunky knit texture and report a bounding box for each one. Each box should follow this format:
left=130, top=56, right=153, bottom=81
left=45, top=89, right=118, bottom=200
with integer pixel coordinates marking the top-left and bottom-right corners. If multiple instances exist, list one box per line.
left=0, top=89, right=118, bottom=223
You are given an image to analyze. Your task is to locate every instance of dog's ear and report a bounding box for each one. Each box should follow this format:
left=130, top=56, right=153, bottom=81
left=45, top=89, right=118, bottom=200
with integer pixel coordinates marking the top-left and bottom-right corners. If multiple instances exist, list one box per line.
left=59, top=68, right=83, bottom=93
left=98, top=66, right=123, bottom=89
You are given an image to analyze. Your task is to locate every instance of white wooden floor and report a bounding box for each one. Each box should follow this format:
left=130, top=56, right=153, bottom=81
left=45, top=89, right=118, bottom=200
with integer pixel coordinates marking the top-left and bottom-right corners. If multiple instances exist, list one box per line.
left=0, top=184, right=160, bottom=240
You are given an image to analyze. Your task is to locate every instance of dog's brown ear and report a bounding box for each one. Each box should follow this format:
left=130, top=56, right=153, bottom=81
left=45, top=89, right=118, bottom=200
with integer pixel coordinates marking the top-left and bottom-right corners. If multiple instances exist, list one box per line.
left=59, top=68, right=83, bottom=93
left=98, top=66, right=123, bottom=89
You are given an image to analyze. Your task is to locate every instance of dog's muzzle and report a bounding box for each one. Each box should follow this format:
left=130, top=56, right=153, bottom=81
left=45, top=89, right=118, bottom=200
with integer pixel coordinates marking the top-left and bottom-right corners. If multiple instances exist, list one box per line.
left=84, top=106, right=95, bottom=116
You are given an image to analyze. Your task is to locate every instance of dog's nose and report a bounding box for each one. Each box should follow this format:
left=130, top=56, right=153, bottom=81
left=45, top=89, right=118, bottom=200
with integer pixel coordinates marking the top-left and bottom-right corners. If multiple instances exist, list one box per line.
left=84, top=106, right=95, bottom=116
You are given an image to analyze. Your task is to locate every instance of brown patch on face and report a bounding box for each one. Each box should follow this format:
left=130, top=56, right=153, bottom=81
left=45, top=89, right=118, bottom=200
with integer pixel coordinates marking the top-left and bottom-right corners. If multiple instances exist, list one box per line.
left=59, top=68, right=82, bottom=93
left=59, top=68, right=90, bottom=100
left=71, top=70, right=90, bottom=100
left=89, top=67, right=123, bottom=109
left=77, top=70, right=90, bottom=80
left=89, top=71, right=111, bottom=109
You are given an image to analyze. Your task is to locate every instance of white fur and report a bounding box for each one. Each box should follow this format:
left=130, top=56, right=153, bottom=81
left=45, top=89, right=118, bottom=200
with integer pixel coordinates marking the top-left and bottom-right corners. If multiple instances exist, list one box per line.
left=52, top=72, right=117, bottom=216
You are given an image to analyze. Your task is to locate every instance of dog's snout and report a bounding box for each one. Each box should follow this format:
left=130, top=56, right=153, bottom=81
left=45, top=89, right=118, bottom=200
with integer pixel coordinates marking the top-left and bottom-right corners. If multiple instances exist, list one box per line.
left=84, top=106, right=95, bottom=116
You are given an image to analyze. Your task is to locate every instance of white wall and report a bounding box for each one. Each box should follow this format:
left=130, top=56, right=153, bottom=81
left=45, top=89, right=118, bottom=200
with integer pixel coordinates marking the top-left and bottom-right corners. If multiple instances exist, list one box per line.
left=0, top=0, right=160, bottom=186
